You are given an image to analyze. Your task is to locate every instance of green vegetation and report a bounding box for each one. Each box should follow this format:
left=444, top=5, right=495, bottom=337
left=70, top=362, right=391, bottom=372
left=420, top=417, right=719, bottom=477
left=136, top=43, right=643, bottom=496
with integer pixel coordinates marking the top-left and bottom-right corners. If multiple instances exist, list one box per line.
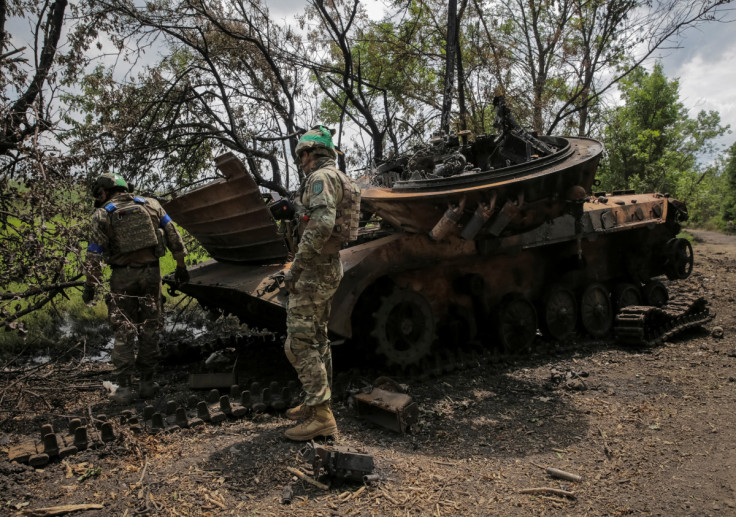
left=596, top=63, right=732, bottom=229
left=2, top=0, right=735, bottom=361
left=0, top=201, right=207, bottom=360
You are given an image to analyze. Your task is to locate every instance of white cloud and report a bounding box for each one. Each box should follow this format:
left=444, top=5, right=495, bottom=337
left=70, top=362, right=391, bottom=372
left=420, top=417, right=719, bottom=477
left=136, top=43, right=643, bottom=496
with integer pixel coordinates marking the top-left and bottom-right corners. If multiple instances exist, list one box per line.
left=655, top=19, right=736, bottom=152
left=671, top=42, right=736, bottom=153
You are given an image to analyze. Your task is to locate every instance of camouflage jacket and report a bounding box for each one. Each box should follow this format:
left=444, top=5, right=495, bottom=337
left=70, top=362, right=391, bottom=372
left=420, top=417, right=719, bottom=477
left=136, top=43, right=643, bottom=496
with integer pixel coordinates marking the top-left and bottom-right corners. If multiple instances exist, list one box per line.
left=293, top=157, right=346, bottom=270
left=84, top=192, right=186, bottom=284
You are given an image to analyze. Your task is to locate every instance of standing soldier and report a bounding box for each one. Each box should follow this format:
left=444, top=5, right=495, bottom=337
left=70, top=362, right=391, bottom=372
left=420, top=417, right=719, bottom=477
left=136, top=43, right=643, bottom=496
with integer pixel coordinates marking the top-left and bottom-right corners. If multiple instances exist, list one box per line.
left=82, top=173, right=189, bottom=404
left=282, top=126, right=361, bottom=441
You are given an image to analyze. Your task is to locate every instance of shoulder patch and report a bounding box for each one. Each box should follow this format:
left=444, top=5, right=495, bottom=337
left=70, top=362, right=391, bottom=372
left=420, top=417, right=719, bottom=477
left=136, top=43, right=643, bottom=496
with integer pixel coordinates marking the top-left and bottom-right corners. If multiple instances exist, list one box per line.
left=312, top=180, right=324, bottom=195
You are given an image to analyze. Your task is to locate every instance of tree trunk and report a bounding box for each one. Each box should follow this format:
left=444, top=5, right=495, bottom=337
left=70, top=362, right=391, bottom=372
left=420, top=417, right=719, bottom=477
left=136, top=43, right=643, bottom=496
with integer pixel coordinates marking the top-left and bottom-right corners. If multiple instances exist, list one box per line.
left=440, top=0, right=458, bottom=134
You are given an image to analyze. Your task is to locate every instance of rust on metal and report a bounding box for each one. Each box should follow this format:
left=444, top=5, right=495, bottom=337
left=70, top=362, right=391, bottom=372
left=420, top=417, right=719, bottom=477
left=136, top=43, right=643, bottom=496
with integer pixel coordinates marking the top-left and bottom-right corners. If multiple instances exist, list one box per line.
left=164, top=152, right=288, bottom=263
left=362, top=137, right=603, bottom=234
left=160, top=99, right=697, bottom=371
left=353, top=388, right=418, bottom=433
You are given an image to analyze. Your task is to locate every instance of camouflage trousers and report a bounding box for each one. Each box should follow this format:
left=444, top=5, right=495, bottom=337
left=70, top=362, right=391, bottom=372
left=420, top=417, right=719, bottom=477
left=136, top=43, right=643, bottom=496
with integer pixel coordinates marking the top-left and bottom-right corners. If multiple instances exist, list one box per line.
left=107, top=264, right=162, bottom=378
left=284, top=254, right=342, bottom=406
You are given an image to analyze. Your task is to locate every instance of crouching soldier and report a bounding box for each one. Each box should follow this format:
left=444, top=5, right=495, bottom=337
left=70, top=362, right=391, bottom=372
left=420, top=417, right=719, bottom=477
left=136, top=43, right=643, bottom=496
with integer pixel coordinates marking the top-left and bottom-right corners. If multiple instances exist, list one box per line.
left=82, top=173, right=189, bottom=404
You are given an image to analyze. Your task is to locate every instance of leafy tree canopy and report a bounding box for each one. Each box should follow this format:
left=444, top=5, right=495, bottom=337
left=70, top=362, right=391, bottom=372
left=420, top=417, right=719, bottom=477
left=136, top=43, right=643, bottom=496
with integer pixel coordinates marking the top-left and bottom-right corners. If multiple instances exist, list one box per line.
left=597, top=63, right=729, bottom=196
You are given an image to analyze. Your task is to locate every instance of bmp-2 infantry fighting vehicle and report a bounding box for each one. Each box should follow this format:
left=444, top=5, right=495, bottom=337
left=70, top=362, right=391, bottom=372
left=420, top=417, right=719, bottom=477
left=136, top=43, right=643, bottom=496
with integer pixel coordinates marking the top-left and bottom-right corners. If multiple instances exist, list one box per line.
left=163, top=98, right=709, bottom=371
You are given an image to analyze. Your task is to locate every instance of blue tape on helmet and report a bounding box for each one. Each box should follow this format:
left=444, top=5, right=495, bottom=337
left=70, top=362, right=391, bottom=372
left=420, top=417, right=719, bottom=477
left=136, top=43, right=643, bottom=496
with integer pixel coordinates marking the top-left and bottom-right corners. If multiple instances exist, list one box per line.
left=87, top=243, right=104, bottom=253
left=159, top=214, right=172, bottom=228
left=104, top=203, right=117, bottom=213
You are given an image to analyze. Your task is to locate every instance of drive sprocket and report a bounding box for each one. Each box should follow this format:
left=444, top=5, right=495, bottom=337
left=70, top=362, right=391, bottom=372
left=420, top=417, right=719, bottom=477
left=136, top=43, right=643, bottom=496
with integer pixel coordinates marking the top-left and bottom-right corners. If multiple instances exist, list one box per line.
left=371, top=287, right=436, bottom=368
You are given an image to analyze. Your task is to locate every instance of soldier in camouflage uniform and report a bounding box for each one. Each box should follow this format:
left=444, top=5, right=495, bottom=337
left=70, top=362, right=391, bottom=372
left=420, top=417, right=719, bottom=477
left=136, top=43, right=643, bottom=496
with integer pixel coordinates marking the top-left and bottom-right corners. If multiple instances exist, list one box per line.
left=283, top=126, right=361, bottom=441
left=82, top=173, right=189, bottom=404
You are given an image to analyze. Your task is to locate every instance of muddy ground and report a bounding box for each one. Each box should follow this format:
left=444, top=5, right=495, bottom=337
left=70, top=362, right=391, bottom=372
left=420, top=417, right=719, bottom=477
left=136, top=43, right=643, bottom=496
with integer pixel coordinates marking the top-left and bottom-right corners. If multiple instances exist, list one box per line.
left=1, top=229, right=735, bottom=516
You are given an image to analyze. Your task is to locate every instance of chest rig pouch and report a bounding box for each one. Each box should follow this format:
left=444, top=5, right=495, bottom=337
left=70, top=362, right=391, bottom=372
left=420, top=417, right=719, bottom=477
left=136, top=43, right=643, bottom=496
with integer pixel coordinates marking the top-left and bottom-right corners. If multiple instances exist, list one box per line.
left=105, top=197, right=159, bottom=254
left=333, top=169, right=361, bottom=243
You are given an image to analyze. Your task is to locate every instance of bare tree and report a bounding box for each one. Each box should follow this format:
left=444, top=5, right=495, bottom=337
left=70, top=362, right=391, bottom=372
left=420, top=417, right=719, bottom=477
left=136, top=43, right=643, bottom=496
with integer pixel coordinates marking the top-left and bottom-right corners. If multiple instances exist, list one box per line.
left=547, top=0, right=735, bottom=136
left=307, top=0, right=396, bottom=165
left=69, top=0, right=315, bottom=195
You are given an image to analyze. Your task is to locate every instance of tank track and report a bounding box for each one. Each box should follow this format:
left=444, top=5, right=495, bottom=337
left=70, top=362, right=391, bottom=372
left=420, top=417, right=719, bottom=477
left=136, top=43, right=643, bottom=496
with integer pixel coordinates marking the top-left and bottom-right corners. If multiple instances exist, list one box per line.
left=613, top=294, right=714, bottom=347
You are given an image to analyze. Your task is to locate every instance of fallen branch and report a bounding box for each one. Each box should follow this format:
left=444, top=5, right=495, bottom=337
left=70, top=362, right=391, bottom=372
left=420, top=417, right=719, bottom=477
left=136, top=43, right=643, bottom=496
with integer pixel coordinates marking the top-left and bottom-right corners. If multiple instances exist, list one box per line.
left=0, top=278, right=84, bottom=300
left=518, top=487, right=576, bottom=499
left=546, top=467, right=582, bottom=482
left=21, top=503, right=104, bottom=516
left=137, top=460, right=149, bottom=486
left=286, top=466, right=329, bottom=490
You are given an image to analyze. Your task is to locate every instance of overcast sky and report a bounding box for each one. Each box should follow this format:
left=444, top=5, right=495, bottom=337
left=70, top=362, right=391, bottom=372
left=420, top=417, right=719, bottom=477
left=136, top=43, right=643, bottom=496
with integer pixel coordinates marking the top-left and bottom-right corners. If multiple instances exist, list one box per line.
left=655, top=19, right=736, bottom=152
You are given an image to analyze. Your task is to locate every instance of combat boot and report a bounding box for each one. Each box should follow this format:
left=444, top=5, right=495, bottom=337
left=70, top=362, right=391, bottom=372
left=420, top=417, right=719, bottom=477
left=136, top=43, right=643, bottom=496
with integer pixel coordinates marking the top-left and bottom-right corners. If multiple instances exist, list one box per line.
left=138, top=372, right=159, bottom=399
left=285, top=402, right=309, bottom=421
left=111, top=375, right=133, bottom=405
left=283, top=402, right=337, bottom=441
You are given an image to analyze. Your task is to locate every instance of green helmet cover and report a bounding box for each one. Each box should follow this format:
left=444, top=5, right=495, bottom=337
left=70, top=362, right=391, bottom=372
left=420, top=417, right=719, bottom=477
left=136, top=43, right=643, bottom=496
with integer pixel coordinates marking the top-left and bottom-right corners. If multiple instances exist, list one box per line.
left=296, top=125, right=336, bottom=155
left=93, top=173, right=129, bottom=195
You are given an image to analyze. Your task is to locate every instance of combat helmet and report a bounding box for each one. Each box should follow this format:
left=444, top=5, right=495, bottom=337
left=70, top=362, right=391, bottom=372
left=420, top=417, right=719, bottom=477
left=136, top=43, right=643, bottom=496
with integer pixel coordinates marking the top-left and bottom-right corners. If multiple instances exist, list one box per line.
left=93, top=173, right=129, bottom=196
left=295, top=126, right=337, bottom=163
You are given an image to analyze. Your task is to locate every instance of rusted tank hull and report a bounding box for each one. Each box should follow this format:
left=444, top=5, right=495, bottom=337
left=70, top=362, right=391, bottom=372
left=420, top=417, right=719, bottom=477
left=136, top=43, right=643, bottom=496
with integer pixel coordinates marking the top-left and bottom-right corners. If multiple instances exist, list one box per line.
left=167, top=191, right=684, bottom=345
left=162, top=150, right=691, bottom=369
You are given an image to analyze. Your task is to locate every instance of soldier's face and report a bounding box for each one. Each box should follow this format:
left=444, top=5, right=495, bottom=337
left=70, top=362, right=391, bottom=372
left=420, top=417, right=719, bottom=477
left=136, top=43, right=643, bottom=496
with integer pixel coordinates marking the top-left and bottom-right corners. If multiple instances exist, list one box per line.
left=300, top=150, right=316, bottom=175
left=93, top=188, right=108, bottom=208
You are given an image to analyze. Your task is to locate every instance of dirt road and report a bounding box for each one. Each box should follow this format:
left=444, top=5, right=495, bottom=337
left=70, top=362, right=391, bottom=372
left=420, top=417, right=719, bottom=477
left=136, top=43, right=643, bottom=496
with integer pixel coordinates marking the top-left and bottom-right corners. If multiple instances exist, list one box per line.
left=1, top=228, right=735, bottom=516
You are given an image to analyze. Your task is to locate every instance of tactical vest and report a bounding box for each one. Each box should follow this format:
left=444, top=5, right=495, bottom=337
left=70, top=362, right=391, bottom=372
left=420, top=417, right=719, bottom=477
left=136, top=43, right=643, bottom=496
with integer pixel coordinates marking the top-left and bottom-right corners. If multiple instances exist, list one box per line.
left=332, top=168, right=361, bottom=243
left=104, top=196, right=161, bottom=255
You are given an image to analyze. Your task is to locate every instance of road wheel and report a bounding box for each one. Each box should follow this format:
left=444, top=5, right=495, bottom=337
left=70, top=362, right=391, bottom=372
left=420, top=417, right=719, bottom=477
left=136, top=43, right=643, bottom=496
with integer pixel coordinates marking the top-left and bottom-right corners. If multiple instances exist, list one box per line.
left=371, top=287, right=435, bottom=368
left=497, top=294, right=538, bottom=352
left=613, top=283, right=642, bottom=312
left=541, top=285, right=577, bottom=341
left=664, top=238, right=694, bottom=280
left=580, top=283, right=613, bottom=338
left=643, top=279, right=668, bottom=307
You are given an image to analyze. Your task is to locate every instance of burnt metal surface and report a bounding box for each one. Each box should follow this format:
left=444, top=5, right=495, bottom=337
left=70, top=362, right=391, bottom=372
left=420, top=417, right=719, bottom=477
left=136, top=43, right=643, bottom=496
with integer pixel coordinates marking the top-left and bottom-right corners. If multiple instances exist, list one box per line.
left=362, top=137, right=602, bottom=234
left=353, top=388, right=418, bottom=433
left=615, top=295, right=713, bottom=346
left=300, top=443, right=375, bottom=482
left=361, top=97, right=603, bottom=235
left=175, top=259, right=287, bottom=332
left=164, top=152, right=288, bottom=264
left=167, top=192, right=681, bottom=345
left=160, top=111, right=697, bottom=372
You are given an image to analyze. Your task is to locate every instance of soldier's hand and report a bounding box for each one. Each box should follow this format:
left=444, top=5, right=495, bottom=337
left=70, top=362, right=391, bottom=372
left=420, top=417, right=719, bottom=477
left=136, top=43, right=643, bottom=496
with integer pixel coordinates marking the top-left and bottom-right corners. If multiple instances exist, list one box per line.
left=82, top=284, right=96, bottom=305
left=284, top=266, right=302, bottom=294
left=174, top=266, right=190, bottom=285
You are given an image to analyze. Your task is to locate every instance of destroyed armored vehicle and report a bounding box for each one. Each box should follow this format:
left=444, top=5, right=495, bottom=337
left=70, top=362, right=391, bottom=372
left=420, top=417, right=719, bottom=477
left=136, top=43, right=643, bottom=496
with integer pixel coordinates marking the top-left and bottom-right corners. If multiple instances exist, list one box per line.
left=162, top=100, right=705, bottom=370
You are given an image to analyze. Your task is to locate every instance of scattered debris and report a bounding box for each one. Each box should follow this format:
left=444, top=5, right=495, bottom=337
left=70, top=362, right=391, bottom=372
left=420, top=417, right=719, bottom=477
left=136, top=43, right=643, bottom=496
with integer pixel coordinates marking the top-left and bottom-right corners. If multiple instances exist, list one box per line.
left=363, top=473, right=381, bottom=483
left=353, top=377, right=418, bottom=433
left=518, top=487, right=576, bottom=499
left=546, top=467, right=582, bottom=482
left=280, top=484, right=294, bottom=504
left=550, top=368, right=589, bottom=391
left=286, top=466, right=329, bottom=490
left=711, top=326, right=724, bottom=339
left=300, top=442, right=375, bottom=483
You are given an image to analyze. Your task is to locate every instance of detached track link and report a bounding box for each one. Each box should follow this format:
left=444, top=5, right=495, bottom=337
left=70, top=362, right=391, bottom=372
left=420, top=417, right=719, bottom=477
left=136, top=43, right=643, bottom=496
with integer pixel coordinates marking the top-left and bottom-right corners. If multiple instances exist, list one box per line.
left=614, top=295, right=714, bottom=347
